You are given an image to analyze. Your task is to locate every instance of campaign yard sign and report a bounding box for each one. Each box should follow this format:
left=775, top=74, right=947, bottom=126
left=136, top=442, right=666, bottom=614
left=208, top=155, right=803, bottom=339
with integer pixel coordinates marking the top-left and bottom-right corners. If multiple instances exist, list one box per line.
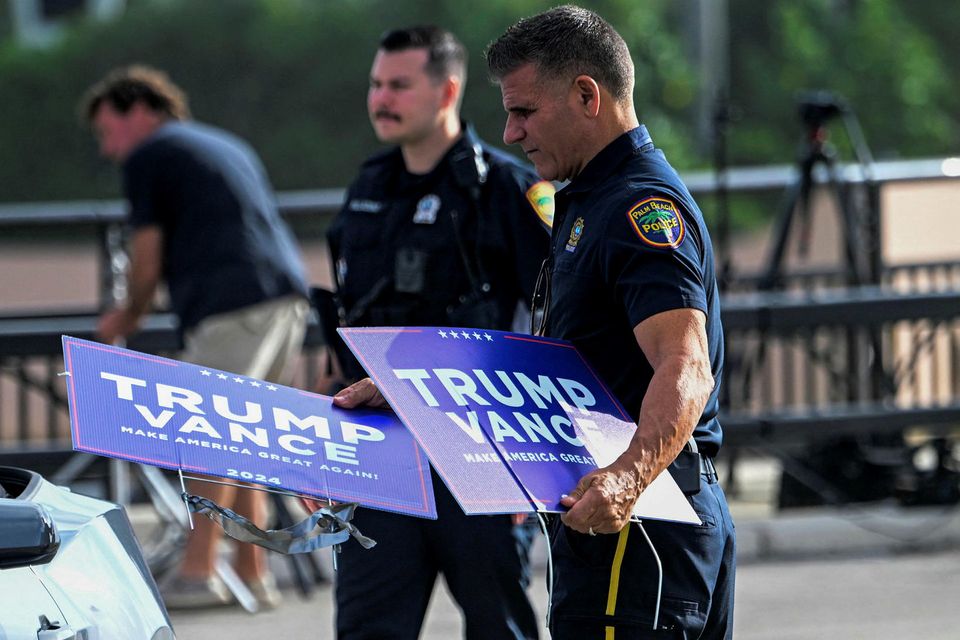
left=62, top=336, right=436, bottom=519
left=338, top=327, right=698, bottom=524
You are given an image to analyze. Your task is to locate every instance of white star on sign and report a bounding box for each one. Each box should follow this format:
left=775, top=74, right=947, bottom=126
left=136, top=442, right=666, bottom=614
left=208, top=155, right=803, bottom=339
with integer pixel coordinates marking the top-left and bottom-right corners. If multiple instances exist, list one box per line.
left=217, top=373, right=228, bottom=380
left=438, top=330, right=448, bottom=338
left=461, top=331, right=470, bottom=339
left=250, top=381, right=261, bottom=388
left=266, top=385, right=278, bottom=391
left=472, top=332, right=482, bottom=340
left=451, top=332, right=460, bottom=339
left=200, top=370, right=211, bottom=376
left=233, top=377, right=245, bottom=384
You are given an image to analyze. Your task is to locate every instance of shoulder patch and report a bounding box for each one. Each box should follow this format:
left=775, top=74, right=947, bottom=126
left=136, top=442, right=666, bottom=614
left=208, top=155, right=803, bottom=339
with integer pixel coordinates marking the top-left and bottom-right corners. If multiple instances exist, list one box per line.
left=626, top=196, right=685, bottom=248
left=525, top=180, right=556, bottom=228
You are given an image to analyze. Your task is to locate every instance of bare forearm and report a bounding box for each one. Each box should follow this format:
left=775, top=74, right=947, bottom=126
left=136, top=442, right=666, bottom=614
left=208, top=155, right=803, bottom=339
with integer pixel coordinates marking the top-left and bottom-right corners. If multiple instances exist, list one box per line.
left=100, top=226, right=163, bottom=342
left=124, top=226, right=163, bottom=321
left=124, top=263, right=159, bottom=321
left=559, top=308, right=713, bottom=534
left=617, top=354, right=713, bottom=491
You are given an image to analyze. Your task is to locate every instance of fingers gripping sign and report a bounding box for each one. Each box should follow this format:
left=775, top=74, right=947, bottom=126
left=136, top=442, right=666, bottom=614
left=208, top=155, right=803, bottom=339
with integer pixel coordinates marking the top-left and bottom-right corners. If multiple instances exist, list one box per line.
left=559, top=459, right=643, bottom=535
left=332, top=378, right=390, bottom=410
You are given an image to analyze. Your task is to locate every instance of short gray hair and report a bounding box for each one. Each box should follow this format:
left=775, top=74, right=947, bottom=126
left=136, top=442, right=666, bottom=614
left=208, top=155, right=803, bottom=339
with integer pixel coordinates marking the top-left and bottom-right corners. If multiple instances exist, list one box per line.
left=485, top=5, right=634, bottom=102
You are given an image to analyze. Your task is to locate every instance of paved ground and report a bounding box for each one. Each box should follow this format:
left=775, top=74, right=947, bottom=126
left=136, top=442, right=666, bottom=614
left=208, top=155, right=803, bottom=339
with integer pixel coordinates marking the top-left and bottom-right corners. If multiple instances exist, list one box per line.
left=168, top=547, right=960, bottom=639
left=161, top=457, right=960, bottom=639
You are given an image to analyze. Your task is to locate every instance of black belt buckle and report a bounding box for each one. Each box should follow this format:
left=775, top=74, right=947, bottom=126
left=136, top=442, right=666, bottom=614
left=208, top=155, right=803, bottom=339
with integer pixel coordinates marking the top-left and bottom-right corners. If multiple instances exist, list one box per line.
left=668, top=449, right=702, bottom=496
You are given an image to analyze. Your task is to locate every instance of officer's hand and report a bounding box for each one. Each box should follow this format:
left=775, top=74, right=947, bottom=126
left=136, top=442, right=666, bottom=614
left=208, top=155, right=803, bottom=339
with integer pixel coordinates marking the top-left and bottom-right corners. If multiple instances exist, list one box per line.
left=559, top=459, right=642, bottom=535
left=332, top=378, right=390, bottom=409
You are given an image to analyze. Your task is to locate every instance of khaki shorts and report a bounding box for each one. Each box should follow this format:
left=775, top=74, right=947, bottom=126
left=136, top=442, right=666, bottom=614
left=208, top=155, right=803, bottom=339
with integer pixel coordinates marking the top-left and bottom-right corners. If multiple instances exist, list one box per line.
left=181, top=294, right=309, bottom=385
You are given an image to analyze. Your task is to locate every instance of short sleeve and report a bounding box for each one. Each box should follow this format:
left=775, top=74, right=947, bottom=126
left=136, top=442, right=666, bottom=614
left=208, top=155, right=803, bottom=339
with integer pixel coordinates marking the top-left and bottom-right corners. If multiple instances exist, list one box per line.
left=603, top=194, right=708, bottom=328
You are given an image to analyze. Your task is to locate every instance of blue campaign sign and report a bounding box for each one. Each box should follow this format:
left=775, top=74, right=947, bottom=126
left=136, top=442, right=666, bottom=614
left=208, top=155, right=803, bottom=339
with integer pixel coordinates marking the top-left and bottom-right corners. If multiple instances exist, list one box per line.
left=62, top=336, right=436, bottom=519
left=338, top=327, right=698, bottom=524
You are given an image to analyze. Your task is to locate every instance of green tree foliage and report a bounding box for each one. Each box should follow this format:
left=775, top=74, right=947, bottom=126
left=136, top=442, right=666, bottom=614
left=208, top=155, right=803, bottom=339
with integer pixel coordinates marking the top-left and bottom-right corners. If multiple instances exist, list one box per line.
left=0, top=0, right=957, bottom=207
left=0, top=0, right=692, bottom=202
left=728, top=0, right=959, bottom=165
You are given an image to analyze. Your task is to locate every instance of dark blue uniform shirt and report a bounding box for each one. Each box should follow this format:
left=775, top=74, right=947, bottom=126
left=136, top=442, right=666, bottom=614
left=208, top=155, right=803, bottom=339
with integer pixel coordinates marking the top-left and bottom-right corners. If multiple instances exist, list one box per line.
left=123, top=121, right=308, bottom=331
left=546, top=126, right=724, bottom=456
left=328, top=123, right=549, bottom=330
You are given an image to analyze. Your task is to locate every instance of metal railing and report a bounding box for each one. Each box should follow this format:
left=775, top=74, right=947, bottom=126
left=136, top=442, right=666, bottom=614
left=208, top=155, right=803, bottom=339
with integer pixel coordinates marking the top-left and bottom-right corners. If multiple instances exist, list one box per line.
left=2, top=156, right=960, bottom=462
left=721, top=287, right=960, bottom=444
left=0, top=312, right=328, bottom=457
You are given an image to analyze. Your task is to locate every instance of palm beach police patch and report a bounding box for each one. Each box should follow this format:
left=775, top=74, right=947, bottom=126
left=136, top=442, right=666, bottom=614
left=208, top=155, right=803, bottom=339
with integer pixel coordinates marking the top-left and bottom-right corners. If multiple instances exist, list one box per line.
left=626, top=196, right=685, bottom=248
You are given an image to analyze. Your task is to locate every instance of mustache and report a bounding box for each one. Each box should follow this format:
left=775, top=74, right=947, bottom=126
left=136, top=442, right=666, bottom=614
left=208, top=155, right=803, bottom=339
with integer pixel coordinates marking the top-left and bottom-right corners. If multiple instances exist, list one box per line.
left=373, top=110, right=401, bottom=122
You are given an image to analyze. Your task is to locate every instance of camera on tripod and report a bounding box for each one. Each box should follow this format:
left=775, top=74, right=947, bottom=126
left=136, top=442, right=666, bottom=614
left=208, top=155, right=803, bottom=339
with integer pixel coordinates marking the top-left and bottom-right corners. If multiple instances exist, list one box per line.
left=760, top=90, right=875, bottom=290
left=798, top=91, right=847, bottom=129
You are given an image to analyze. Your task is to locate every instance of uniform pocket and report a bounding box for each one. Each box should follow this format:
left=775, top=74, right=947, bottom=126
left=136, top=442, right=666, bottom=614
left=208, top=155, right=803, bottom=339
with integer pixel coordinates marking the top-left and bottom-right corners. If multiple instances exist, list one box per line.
left=552, top=521, right=619, bottom=568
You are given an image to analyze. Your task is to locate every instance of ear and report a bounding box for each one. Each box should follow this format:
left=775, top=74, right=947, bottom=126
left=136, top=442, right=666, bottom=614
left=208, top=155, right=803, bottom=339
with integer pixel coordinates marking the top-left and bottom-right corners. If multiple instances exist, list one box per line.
left=440, top=75, right=461, bottom=110
left=571, top=75, right=601, bottom=118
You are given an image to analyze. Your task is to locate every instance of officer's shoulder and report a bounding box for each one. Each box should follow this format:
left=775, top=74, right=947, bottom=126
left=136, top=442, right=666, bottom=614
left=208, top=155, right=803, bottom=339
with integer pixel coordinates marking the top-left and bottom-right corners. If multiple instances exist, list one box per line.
left=346, top=148, right=403, bottom=193
left=611, top=181, right=690, bottom=217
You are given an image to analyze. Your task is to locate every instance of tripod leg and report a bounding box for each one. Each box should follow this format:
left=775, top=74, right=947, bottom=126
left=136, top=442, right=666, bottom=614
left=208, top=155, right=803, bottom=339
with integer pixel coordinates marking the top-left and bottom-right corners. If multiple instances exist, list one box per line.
left=824, top=161, right=864, bottom=286
left=137, top=465, right=260, bottom=612
left=761, top=171, right=808, bottom=290
left=823, top=161, right=891, bottom=404
left=49, top=452, right=97, bottom=486
left=215, top=559, right=260, bottom=613
left=796, top=168, right=816, bottom=259
left=110, top=459, right=131, bottom=506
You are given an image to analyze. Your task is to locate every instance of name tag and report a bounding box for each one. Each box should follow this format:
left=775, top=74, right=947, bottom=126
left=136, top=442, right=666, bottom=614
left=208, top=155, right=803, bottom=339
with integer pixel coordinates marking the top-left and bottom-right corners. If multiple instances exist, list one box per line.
left=348, top=199, right=384, bottom=213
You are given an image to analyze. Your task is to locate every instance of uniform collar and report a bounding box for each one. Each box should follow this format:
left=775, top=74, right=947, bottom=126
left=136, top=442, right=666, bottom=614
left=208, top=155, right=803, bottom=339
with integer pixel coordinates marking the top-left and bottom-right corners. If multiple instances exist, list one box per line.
left=384, top=120, right=479, bottom=176
left=457, top=120, right=482, bottom=153
left=559, top=125, right=653, bottom=198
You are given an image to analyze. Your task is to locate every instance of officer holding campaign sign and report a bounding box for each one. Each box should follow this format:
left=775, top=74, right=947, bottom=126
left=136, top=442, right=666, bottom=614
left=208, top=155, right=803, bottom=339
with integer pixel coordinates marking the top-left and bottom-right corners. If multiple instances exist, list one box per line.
left=485, top=6, right=736, bottom=638
left=338, top=7, right=735, bottom=639
left=326, top=25, right=548, bottom=640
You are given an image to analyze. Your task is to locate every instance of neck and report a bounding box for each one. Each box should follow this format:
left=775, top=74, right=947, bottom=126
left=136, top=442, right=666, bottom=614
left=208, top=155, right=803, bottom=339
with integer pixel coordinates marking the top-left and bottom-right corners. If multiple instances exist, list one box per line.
left=401, top=115, right=462, bottom=174
left=572, top=104, right=640, bottom=180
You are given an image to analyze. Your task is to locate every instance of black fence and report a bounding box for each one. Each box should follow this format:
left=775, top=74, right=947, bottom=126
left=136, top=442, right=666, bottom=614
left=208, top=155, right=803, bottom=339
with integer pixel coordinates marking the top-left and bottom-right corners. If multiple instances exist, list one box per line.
left=722, top=286, right=960, bottom=444
left=3, top=158, right=960, bottom=505
left=0, top=311, right=332, bottom=479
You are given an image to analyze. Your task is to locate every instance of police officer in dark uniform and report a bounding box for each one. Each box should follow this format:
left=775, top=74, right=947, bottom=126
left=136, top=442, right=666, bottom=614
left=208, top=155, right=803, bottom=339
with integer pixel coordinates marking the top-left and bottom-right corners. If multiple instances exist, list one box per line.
left=485, top=7, right=737, bottom=638
left=327, top=25, right=550, bottom=640
left=329, top=121, right=549, bottom=333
